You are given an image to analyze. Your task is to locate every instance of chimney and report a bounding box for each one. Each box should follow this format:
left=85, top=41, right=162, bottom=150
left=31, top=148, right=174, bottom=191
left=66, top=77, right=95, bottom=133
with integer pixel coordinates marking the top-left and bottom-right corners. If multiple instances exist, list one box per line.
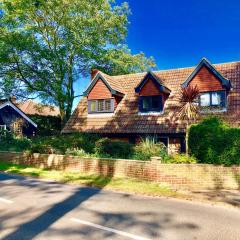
left=91, top=69, right=99, bottom=80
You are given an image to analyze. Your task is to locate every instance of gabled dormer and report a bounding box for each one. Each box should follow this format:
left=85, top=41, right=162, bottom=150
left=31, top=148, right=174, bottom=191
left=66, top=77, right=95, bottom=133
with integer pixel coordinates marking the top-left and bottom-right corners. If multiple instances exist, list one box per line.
left=182, top=58, right=232, bottom=111
left=135, top=72, right=171, bottom=113
left=83, top=71, right=124, bottom=114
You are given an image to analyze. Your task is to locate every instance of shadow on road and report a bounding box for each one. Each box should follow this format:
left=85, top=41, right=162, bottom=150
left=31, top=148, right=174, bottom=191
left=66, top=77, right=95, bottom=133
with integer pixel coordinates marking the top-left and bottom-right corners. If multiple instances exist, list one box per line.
left=0, top=164, right=115, bottom=240
left=0, top=172, right=199, bottom=240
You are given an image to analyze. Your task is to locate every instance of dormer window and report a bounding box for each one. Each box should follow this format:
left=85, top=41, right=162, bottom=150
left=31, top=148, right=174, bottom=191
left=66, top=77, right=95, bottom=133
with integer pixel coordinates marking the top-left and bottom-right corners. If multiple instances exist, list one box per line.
left=135, top=72, right=171, bottom=114
left=181, top=58, right=231, bottom=113
left=139, top=96, right=163, bottom=112
left=88, top=99, right=114, bottom=113
left=199, top=91, right=226, bottom=109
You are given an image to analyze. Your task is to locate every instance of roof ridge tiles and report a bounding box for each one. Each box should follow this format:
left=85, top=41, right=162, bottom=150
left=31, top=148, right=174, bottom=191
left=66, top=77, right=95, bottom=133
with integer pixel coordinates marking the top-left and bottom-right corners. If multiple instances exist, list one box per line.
left=105, top=60, right=240, bottom=78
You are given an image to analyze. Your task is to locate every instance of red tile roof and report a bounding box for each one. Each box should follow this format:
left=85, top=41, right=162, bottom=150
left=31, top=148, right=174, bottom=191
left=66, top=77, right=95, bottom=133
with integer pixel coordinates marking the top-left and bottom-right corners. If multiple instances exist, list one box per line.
left=62, top=60, right=240, bottom=134
left=17, top=100, right=60, bottom=117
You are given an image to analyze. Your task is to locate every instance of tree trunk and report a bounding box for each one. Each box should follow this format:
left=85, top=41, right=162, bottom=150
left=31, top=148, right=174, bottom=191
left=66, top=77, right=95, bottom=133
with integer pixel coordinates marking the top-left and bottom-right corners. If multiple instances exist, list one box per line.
left=58, top=97, right=74, bottom=128
left=185, top=122, right=189, bottom=155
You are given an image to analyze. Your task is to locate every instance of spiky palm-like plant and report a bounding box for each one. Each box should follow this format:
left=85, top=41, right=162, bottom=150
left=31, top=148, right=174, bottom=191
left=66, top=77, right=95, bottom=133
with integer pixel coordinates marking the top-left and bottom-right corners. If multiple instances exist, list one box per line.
left=178, top=85, right=200, bottom=154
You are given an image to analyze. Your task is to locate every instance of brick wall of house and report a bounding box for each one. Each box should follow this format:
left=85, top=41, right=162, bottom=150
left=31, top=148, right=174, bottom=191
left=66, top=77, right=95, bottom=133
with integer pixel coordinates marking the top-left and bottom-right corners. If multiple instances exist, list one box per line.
left=1, top=151, right=239, bottom=190
left=189, top=66, right=225, bottom=92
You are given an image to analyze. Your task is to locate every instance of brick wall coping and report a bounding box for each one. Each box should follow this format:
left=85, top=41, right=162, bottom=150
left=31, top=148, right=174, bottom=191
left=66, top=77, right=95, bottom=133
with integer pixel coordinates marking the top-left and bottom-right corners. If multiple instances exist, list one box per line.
left=0, top=151, right=239, bottom=167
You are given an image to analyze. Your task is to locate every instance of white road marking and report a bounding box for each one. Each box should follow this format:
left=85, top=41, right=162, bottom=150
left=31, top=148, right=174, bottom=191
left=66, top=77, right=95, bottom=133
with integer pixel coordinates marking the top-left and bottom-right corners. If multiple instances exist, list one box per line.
left=0, top=197, right=13, bottom=204
left=70, top=218, right=151, bottom=240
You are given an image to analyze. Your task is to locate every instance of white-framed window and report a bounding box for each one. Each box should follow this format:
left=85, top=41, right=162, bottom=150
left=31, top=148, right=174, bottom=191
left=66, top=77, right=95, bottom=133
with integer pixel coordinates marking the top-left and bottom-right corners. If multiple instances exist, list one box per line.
left=199, top=91, right=226, bottom=108
left=88, top=99, right=114, bottom=113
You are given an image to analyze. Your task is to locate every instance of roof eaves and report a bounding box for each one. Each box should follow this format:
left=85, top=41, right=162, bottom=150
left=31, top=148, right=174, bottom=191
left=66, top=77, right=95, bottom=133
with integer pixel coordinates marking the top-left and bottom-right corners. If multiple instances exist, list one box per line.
left=83, top=72, right=124, bottom=96
left=83, top=72, right=114, bottom=96
left=182, top=58, right=232, bottom=89
left=0, top=101, right=38, bottom=128
left=135, top=71, right=171, bottom=94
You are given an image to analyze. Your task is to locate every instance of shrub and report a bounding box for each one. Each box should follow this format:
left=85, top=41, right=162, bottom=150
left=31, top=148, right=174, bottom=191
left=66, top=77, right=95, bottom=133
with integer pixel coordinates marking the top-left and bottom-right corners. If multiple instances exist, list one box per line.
left=0, top=131, right=31, bottom=152
left=65, top=148, right=89, bottom=157
left=189, top=117, right=240, bottom=165
left=29, top=115, right=61, bottom=136
left=31, top=133, right=100, bottom=154
left=166, top=154, right=197, bottom=164
left=133, top=137, right=168, bottom=160
left=95, top=138, right=133, bottom=159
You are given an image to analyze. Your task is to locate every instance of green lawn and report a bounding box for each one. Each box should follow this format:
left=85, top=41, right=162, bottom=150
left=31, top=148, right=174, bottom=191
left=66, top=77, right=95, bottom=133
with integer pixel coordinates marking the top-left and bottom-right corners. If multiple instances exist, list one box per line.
left=0, top=162, right=180, bottom=197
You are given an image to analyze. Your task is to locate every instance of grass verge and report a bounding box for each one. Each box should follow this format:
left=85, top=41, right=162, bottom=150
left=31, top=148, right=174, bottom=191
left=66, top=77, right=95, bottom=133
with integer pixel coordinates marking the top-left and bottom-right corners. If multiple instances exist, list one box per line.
left=0, top=162, right=180, bottom=198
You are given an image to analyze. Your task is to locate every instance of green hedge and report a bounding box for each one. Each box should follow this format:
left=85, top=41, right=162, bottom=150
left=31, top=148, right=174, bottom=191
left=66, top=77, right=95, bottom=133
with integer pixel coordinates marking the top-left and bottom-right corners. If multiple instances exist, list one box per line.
left=29, top=115, right=61, bottom=136
left=189, top=117, right=240, bottom=165
left=0, top=130, right=31, bottom=152
left=95, top=138, right=133, bottom=159
left=31, top=133, right=100, bottom=154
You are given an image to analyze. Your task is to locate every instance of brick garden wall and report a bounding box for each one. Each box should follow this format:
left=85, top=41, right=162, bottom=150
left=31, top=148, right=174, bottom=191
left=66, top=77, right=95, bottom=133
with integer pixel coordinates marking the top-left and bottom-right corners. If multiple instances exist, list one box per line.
left=0, top=151, right=239, bottom=190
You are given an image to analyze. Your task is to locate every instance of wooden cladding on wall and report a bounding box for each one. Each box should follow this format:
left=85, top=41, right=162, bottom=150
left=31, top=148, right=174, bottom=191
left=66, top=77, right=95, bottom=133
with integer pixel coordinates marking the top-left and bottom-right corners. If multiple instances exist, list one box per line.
left=189, top=66, right=224, bottom=92
left=88, top=79, right=112, bottom=100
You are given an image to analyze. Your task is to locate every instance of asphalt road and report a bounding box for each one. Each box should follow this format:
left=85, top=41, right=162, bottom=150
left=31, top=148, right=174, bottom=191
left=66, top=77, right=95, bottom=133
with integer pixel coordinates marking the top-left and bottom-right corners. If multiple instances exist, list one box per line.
left=0, top=173, right=240, bottom=240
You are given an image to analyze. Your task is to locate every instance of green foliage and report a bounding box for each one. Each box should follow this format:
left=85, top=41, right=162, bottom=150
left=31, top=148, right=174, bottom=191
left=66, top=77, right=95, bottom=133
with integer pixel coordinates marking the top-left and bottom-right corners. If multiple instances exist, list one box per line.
left=0, top=0, right=156, bottom=123
left=165, top=154, right=197, bottom=164
left=133, top=137, right=168, bottom=160
left=31, top=133, right=100, bottom=154
left=189, top=117, right=240, bottom=165
left=0, top=131, right=31, bottom=152
left=65, top=148, right=89, bottom=157
left=29, top=115, right=61, bottom=136
left=95, top=138, right=133, bottom=159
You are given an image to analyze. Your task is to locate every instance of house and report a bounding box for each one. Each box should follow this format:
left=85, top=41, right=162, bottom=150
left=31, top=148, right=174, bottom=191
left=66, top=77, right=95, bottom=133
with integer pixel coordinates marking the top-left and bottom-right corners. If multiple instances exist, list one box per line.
left=17, top=100, right=61, bottom=136
left=0, top=98, right=37, bottom=136
left=0, top=98, right=60, bottom=136
left=62, top=58, right=240, bottom=154
left=17, top=100, right=60, bottom=117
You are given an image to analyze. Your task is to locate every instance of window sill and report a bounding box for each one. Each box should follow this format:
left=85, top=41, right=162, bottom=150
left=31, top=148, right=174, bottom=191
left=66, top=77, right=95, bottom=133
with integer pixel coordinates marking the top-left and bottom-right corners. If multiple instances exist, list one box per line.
left=200, top=108, right=227, bottom=114
left=87, top=113, right=114, bottom=118
left=138, top=111, right=164, bottom=116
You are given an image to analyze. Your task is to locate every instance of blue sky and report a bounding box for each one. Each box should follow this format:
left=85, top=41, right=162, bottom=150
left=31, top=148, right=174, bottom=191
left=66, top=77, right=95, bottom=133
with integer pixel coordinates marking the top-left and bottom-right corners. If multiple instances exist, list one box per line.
left=119, top=0, right=240, bottom=69
left=74, top=0, right=240, bottom=108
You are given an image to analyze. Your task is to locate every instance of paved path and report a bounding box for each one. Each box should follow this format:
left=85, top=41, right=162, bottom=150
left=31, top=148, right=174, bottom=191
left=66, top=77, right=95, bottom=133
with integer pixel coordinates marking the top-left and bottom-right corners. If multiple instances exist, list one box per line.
left=0, top=172, right=240, bottom=240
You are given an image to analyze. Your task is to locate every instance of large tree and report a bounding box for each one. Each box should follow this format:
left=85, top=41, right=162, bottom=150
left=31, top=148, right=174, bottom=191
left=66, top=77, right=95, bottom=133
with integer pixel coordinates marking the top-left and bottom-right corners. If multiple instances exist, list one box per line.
left=0, top=0, right=155, bottom=124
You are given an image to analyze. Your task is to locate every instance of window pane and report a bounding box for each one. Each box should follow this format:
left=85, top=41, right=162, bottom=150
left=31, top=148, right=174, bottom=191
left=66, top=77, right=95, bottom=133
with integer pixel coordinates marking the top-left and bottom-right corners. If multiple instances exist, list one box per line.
left=152, top=96, right=161, bottom=109
left=212, top=92, right=221, bottom=106
left=90, top=101, right=97, bottom=112
left=200, top=93, right=210, bottom=106
left=142, top=97, right=150, bottom=110
left=141, top=96, right=163, bottom=112
left=98, top=100, right=104, bottom=112
left=105, top=99, right=111, bottom=111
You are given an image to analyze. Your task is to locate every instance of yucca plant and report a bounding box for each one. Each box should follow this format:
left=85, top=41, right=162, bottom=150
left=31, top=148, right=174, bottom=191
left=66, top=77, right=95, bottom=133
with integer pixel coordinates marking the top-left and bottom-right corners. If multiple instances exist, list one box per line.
left=178, top=85, right=200, bottom=154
